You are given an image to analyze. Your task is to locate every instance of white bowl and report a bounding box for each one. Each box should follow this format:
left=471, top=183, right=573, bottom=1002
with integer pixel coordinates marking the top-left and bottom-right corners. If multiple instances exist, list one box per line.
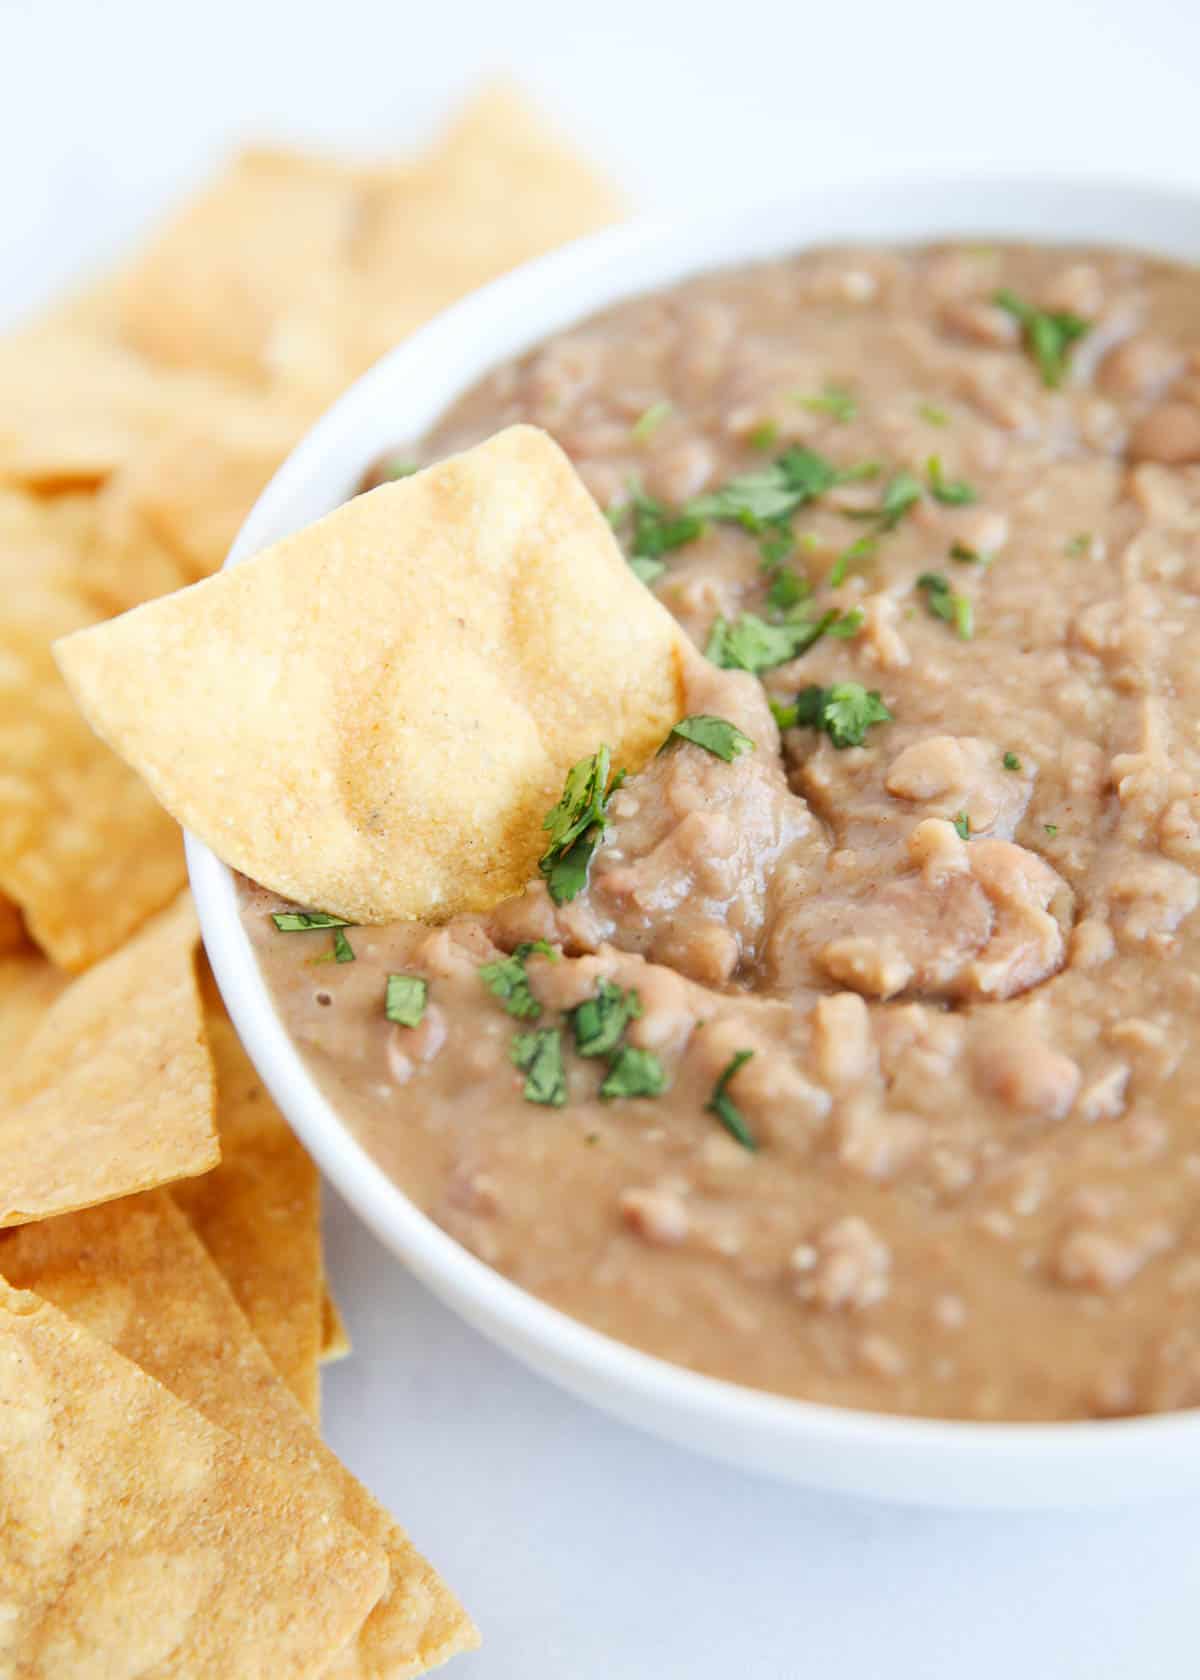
left=189, top=174, right=1200, bottom=1509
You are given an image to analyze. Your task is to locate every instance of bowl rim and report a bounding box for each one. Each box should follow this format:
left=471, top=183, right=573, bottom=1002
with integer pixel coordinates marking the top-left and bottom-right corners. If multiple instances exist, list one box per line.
left=188, top=169, right=1200, bottom=1494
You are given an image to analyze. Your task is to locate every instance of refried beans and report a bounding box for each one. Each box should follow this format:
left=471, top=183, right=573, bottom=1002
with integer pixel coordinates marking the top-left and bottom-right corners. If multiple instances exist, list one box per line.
left=241, top=241, right=1200, bottom=1421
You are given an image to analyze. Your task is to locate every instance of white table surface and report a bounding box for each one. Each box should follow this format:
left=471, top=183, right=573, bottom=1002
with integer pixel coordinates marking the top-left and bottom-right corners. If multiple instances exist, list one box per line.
left=8, top=1, right=1200, bottom=1671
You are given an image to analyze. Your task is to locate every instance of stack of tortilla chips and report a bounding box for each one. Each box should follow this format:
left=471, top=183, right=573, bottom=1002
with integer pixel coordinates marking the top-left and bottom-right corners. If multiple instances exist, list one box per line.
left=0, top=84, right=622, bottom=1675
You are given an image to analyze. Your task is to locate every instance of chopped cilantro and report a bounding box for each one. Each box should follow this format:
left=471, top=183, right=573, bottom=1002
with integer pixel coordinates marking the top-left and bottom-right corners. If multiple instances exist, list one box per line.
left=918, top=402, right=950, bottom=426
left=571, top=979, right=643, bottom=1059
left=917, top=572, right=973, bottom=639
left=953, top=812, right=971, bottom=840
left=792, top=682, right=891, bottom=749
left=847, top=468, right=923, bottom=532
left=749, top=421, right=779, bottom=452
left=271, top=910, right=352, bottom=931
left=993, top=288, right=1091, bottom=388
left=950, top=540, right=989, bottom=565
left=665, top=715, right=754, bottom=762
left=479, top=940, right=558, bottom=1021
left=826, top=607, right=864, bottom=638
left=828, top=535, right=876, bottom=588
left=797, top=383, right=856, bottom=423
left=539, top=747, right=625, bottom=905
left=601, top=1046, right=667, bottom=1101
left=836, top=459, right=884, bottom=484
left=511, top=1028, right=567, bottom=1107
left=759, top=530, right=795, bottom=569
left=1044, top=822, right=1059, bottom=838
left=629, top=486, right=705, bottom=562
left=384, top=973, right=427, bottom=1028
left=688, top=445, right=839, bottom=528
left=705, top=1049, right=758, bottom=1151
left=766, top=565, right=810, bottom=611
left=331, top=927, right=355, bottom=963
left=1003, top=751, right=1022, bottom=771
left=705, top=607, right=858, bottom=674
left=926, top=455, right=977, bottom=506
left=631, top=400, right=673, bottom=442
left=629, top=554, right=666, bottom=586
left=1065, top=532, right=1093, bottom=558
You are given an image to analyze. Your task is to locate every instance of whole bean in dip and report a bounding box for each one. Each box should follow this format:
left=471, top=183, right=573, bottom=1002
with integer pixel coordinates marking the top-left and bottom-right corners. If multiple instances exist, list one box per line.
left=249, top=242, right=1200, bottom=1421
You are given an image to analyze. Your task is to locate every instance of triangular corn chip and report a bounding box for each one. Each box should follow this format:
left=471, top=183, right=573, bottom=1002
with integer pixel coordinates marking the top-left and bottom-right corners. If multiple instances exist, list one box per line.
left=174, top=969, right=323, bottom=1419
left=0, top=1275, right=385, bottom=1677
left=56, top=426, right=685, bottom=924
left=0, top=489, right=185, bottom=968
left=0, top=1193, right=477, bottom=1677
left=0, top=893, right=217, bottom=1226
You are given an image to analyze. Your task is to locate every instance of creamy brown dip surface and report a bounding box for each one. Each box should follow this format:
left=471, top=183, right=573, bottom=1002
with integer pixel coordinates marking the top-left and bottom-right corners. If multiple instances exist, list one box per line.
left=241, top=241, right=1200, bottom=1421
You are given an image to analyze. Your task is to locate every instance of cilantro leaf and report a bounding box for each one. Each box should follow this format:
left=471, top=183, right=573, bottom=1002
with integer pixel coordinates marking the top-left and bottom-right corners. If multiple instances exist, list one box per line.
left=510, top=1028, right=567, bottom=1107
left=628, top=486, right=705, bottom=561
left=792, top=682, right=892, bottom=749
left=479, top=940, right=559, bottom=1020
left=687, top=445, right=877, bottom=532
left=953, top=812, right=971, bottom=840
left=665, top=715, right=754, bottom=762
left=917, top=572, right=973, bottom=639
left=331, top=927, right=355, bottom=963
left=828, top=535, right=876, bottom=589
left=926, top=455, right=977, bottom=506
left=759, top=530, right=796, bottom=569
left=847, top=469, right=923, bottom=532
left=749, top=421, right=779, bottom=451
left=601, top=1045, right=667, bottom=1101
left=705, top=607, right=857, bottom=674
left=384, top=973, right=427, bottom=1028
left=539, top=747, right=624, bottom=905
left=1003, top=751, right=1022, bottom=771
left=797, top=383, right=856, bottom=423
left=571, top=979, right=643, bottom=1059
left=688, top=445, right=840, bottom=527
left=950, top=540, right=989, bottom=564
left=766, top=565, right=810, bottom=611
left=705, top=1049, right=758, bottom=1150
left=629, top=554, right=666, bottom=586
left=826, top=606, right=864, bottom=639
left=271, top=910, right=352, bottom=931
left=631, top=399, right=673, bottom=442
left=993, top=288, right=1091, bottom=388
left=380, top=457, right=418, bottom=480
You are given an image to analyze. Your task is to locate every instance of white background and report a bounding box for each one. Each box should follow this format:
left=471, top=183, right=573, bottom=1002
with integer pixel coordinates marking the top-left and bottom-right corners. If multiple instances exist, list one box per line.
left=7, top=1, right=1200, bottom=1673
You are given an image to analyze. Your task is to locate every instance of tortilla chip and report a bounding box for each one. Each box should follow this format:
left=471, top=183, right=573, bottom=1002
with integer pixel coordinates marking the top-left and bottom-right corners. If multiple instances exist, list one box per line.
left=115, top=145, right=363, bottom=388
left=0, top=893, right=26, bottom=954
left=0, top=944, right=70, bottom=1062
left=0, top=492, right=186, bottom=969
left=0, top=892, right=218, bottom=1226
left=322, top=1280, right=352, bottom=1363
left=0, top=1275, right=385, bottom=1676
left=85, top=401, right=305, bottom=614
left=0, top=327, right=270, bottom=492
left=113, top=86, right=620, bottom=398
left=330, top=83, right=625, bottom=379
left=0, top=1192, right=477, bottom=1676
left=56, top=425, right=686, bottom=923
left=174, top=965, right=322, bottom=1416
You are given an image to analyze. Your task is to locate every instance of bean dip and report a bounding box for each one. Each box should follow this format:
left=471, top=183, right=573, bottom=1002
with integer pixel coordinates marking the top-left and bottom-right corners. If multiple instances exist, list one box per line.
left=242, top=241, right=1200, bottom=1421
